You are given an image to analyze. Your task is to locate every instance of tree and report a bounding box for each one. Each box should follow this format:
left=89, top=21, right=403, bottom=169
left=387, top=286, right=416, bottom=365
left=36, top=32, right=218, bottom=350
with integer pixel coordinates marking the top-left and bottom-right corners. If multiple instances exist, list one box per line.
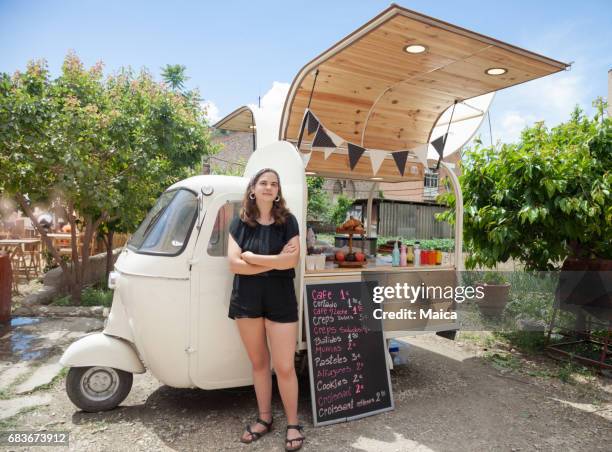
left=0, top=53, right=215, bottom=302
left=161, top=64, right=189, bottom=92
left=437, top=100, right=611, bottom=271
left=306, top=176, right=330, bottom=221
left=329, top=194, right=353, bottom=226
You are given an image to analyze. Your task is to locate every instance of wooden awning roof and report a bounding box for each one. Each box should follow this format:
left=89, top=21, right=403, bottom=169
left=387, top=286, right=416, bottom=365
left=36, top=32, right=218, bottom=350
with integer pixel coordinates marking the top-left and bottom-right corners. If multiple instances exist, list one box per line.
left=280, top=5, right=569, bottom=157
left=213, top=106, right=255, bottom=132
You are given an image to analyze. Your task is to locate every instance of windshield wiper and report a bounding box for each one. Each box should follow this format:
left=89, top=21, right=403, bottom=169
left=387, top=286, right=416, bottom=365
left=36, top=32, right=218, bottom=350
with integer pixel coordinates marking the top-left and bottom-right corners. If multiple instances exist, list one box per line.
left=142, top=202, right=170, bottom=238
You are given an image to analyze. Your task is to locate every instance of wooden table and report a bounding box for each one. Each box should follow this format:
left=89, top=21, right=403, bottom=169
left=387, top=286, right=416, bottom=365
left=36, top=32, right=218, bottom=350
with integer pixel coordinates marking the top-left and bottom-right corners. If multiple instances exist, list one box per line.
left=46, top=233, right=88, bottom=256
left=0, top=238, right=42, bottom=292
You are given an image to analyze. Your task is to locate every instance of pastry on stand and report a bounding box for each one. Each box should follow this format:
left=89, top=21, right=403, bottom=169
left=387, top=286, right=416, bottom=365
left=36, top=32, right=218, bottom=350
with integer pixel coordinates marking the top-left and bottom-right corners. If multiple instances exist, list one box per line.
left=335, top=216, right=367, bottom=268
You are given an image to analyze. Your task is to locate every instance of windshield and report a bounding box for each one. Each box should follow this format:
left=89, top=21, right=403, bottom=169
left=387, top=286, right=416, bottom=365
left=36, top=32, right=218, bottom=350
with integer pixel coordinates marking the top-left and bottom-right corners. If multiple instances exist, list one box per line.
left=128, top=189, right=198, bottom=256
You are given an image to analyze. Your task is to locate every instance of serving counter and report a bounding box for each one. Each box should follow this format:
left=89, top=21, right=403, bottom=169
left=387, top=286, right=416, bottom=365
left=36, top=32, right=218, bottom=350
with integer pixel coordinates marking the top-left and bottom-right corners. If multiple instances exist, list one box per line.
left=303, top=262, right=459, bottom=339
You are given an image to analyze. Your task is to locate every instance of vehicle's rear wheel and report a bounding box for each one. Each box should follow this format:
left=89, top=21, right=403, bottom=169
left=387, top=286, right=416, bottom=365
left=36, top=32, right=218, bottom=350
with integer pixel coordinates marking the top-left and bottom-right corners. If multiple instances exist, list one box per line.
left=66, top=366, right=133, bottom=412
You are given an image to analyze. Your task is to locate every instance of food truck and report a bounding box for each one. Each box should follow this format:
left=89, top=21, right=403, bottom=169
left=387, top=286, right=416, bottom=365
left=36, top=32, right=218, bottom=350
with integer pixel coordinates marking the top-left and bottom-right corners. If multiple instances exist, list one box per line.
left=60, top=5, right=569, bottom=412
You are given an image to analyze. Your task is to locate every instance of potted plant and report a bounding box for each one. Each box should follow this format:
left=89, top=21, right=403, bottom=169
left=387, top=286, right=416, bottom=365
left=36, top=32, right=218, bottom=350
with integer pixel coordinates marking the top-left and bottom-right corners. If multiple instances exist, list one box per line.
left=475, top=272, right=511, bottom=318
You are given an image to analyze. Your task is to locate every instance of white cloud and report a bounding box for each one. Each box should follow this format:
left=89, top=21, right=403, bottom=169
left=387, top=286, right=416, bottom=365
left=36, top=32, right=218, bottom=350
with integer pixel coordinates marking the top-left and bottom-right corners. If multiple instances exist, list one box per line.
left=247, top=81, right=290, bottom=125
left=498, top=111, right=537, bottom=143
left=201, top=99, right=221, bottom=124
left=247, top=81, right=290, bottom=146
left=480, top=70, right=589, bottom=144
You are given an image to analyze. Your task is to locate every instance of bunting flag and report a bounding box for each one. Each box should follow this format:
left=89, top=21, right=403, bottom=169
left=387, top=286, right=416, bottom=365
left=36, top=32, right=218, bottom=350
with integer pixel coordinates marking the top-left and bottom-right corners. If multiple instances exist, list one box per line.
left=297, top=107, right=434, bottom=176
left=431, top=133, right=448, bottom=159
left=301, top=151, right=312, bottom=167
left=369, top=151, right=387, bottom=175
left=311, top=125, right=338, bottom=148
left=312, top=122, right=345, bottom=160
left=326, top=129, right=346, bottom=147
left=411, top=143, right=429, bottom=167
left=392, top=151, right=409, bottom=176
left=323, top=147, right=335, bottom=160
left=347, top=143, right=365, bottom=170
left=306, top=111, right=319, bottom=135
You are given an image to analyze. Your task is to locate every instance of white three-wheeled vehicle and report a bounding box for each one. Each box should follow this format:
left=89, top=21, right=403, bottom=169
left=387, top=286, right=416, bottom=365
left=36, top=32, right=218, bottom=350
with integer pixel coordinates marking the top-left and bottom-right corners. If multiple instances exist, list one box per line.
left=60, top=4, right=568, bottom=411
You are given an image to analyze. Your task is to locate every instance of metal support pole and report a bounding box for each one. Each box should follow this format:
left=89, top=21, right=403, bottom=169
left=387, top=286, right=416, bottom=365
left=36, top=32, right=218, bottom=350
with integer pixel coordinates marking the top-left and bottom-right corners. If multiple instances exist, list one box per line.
left=440, top=160, right=463, bottom=270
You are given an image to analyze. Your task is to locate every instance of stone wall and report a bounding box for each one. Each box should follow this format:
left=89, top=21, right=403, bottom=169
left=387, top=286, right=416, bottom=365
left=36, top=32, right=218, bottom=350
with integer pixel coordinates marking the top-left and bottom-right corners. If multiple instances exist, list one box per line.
left=25, top=249, right=122, bottom=306
left=208, top=131, right=254, bottom=175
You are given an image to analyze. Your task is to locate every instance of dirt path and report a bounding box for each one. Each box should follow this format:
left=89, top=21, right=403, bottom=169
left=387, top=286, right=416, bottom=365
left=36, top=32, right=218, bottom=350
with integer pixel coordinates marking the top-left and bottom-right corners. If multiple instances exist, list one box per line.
left=3, top=333, right=611, bottom=452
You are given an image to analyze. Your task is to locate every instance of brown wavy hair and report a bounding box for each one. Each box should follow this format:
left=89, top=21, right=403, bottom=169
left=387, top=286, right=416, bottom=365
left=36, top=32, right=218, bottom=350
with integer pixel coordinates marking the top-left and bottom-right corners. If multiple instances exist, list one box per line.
left=240, top=168, right=291, bottom=227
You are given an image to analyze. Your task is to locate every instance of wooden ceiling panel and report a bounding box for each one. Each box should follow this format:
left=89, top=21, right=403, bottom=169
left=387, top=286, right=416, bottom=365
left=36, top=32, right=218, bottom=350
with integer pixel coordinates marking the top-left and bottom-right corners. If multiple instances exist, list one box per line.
left=281, top=5, right=568, bottom=178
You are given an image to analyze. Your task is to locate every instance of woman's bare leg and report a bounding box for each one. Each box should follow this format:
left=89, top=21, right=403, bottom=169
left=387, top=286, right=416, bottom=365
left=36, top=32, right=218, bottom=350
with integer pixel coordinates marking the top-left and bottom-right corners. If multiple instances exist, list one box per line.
left=235, top=318, right=272, bottom=440
left=265, top=319, right=302, bottom=444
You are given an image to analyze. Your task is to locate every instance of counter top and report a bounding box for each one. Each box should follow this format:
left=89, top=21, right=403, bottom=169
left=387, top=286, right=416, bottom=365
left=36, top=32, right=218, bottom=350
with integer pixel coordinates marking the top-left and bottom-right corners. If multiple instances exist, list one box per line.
left=304, top=263, right=455, bottom=277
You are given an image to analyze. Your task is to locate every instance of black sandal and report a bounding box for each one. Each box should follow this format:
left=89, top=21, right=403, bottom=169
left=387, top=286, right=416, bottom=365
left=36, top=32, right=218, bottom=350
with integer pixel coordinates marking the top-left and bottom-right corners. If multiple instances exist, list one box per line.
left=285, top=424, right=305, bottom=451
left=240, top=416, right=273, bottom=444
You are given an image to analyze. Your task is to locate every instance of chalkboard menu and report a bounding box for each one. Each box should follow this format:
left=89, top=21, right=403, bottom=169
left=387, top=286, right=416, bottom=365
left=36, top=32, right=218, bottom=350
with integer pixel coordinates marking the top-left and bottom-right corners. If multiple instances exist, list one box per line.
left=304, top=280, right=394, bottom=426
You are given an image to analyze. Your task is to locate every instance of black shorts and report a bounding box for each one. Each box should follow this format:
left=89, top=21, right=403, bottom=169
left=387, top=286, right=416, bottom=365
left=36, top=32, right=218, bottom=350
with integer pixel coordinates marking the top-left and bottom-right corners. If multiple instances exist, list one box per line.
left=228, top=276, right=298, bottom=323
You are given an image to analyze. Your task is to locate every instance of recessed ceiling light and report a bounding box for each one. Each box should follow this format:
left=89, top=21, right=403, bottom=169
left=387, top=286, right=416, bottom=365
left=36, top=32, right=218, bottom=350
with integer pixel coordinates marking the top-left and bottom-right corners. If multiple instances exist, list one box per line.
left=305, top=171, right=317, bottom=176
left=485, top=67, right=507, bottom=76
left=370, top=177, right=383, bottom=181
left=404, top=44, right=427, bottom=54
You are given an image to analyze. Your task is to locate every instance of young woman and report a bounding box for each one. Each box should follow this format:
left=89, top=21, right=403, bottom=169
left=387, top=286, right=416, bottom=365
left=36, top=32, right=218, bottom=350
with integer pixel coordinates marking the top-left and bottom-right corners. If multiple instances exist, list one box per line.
left=227, top=168, right=305, bottom=451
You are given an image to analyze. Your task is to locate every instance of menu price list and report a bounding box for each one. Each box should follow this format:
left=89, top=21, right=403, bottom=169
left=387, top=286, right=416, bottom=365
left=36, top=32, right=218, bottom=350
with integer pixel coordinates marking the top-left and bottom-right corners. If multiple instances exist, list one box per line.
left=305, top=281, right=393, bottom=426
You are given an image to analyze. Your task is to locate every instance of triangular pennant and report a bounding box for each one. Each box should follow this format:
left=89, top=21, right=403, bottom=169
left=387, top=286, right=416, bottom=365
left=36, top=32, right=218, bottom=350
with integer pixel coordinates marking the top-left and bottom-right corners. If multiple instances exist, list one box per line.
left=323, top=147, right=335, bottom=160
left=301, top=151, right=312, bottom=167
left=411, top=144, right=428, bottom=167
left=347, top=143, right=366, bottom=170
left=392, top=151, right=409, bottom=176
left=306, top=111, right=319, bottom=135
left=369, top=151, right=386, bottom=175
left=431, top=133, right=448, bottom=158
left=312, top=125, right=338, bottom=149
left=326, top=129, right=345, bottom=148
left=347, top=143, right=365, bottom=171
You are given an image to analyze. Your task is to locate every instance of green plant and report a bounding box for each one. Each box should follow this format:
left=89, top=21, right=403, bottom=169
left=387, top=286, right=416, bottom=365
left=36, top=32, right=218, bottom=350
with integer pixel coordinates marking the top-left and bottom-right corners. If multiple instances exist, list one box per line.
left=33, top=367, right=69, bottom=392
left=306, top=176, right=331, bottom=222
left=329, top=194, right=353, bottom=226
left=493, top=331, right=548, bottom=354
left=484, top=351, right=521, bottom=372
left=479, top=271, right=508, bottom=285
left=556, top=362, right=596, bottom=384
left=437, top=100, right=611, bottom=271
left=211, top=157, right=246, bottom=176
left=42, top=250, right=69, bottom=273
left=51, top=284, right=113, bottom=307
left=80, top=286, right=113, bottom=307
left=51, top=295, right=71, bottom=306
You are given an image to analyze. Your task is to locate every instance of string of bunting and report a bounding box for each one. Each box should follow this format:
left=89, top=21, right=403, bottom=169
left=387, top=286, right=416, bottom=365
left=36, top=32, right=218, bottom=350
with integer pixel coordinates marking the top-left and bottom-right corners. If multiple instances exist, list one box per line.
left=296, top=108, right=448, bottom=176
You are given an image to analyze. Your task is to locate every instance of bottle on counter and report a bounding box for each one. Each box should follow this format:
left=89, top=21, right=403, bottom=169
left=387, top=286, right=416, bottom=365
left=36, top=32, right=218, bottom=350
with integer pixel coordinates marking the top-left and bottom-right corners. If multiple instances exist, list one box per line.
left=414, top=241, right=421, bottom=267
left=435, top=248, right=442, bottom=265
left=400, top=243, right=407, bottom=267
left=407, top=245, right=414, bottom=264
left=392, top=240, right=400, bottom=267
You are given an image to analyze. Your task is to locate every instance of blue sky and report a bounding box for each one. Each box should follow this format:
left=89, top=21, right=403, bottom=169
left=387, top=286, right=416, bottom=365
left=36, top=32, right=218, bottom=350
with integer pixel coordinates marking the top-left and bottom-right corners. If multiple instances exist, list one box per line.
left=1, top=0, right=610, bottom=144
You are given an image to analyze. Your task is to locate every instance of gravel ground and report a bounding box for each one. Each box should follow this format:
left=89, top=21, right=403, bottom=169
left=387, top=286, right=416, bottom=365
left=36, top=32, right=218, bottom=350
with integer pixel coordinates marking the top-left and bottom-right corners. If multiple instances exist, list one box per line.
left=2, top=333, right=611, bottom=452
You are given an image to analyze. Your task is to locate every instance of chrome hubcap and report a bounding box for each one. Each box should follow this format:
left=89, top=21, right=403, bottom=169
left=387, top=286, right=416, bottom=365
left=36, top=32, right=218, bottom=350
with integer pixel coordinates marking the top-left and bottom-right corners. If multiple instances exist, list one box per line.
left=80, top=367, right=119, bottom=401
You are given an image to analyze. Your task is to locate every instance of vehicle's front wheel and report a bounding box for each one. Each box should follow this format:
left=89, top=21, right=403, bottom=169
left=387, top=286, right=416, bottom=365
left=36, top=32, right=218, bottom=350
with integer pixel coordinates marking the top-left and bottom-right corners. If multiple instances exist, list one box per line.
left=66, top=366, right=133, bottom=412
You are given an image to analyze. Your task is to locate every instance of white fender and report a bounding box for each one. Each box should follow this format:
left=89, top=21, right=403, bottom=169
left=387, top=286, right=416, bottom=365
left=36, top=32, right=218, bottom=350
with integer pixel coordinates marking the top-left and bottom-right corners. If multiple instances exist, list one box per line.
left=60, top=333, right=146, bottom=374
